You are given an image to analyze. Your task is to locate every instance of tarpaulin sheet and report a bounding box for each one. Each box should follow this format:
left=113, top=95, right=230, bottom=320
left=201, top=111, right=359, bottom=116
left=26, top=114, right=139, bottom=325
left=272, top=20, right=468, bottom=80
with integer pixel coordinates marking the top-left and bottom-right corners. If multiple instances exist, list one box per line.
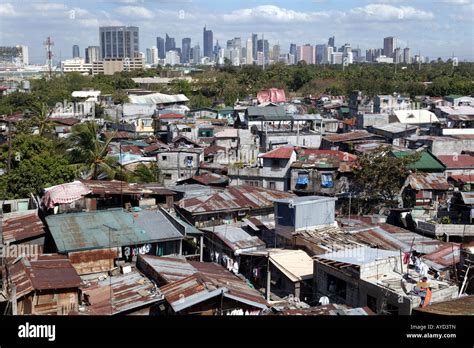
left=257, top=88, right=286, bottom=104
left=42, top=181, right=91, bottom=209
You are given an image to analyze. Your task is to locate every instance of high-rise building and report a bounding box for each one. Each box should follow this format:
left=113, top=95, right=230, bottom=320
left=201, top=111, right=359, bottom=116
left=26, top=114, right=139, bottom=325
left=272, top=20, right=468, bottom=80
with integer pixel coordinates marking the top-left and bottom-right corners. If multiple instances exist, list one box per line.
left=182, top=38, right=191, bottom=64
left=403, top=48, right=411, bottom=64
left=165, top=34, right=176, bottom=52
left=383, top=37, right=396, bottom=58
left=331, top=52, right=343, bottom=64
left=0, top=45, right=28, bottom=65
left=252, top=34, right=258, bottom=60
left=73, top=45, right=80, bottom=58
left=322, top=45, right=333, bottom=64
left=146, top=48, right=152, bottom=64
left=328, top=36, right=335, bottom=49
left=99, top=26, right=139, bottom=59
left=315, top=44, right=325, bottom=64
left=257, top=39, right=269, bottom=60
left=156, top=37, right=165, bottom=59
left=272, top=44, right=281, bottom=63
left=151, top=46, right=159, bottom=65
left=192, top=44, right=201, bottom=64
left=394, top=48, right=402, bottom=64
left=297, top=44, right=315, bottom=64
left=85, top=46, right=100, bottom=63
left=246, top=38, right=253, bottom=65
left=165, top=50, right=180, bottom=66
left=289, top=43, right=297, bottom=59
left=203, top=26, right=213, bottom=59
left=366, top=48, right=376, bottom=63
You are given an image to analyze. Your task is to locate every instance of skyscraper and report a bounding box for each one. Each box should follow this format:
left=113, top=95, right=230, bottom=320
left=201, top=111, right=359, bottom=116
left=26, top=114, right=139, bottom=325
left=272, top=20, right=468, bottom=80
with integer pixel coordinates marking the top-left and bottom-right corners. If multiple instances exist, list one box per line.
left=252, top=33, right=258, bottom=60
left=297, top=44, right=315, bottom=64
left=403, top=47, right=411, bottom=64
left=383, top=37, right=396, bottom=58
left=146, top=48, right=152, bottom=64
left=257, top=39, right=269, bottom=60
left=157, top=37, right=165, bottom=59
left=289, top=43, right=297, bottom=58
left=85, top=46, right=100, bottom=63
left=193, top=44, right=201, bottom=64
left=328, top=36, right=335, bottom=49
left=165, top=34, right=176, bottom=52
left=315, top=44, right=325, bottom=64
left=99, top=26, right=139, bottom=59
left=182, top=38, right=191, bottom=64
left=72, top=45, right=80, bottom=58
left=203, top=26, right=213, bottom=59
left=272, top=44, right=280, bottom=62
left=246, top=38, right=253, bottom=65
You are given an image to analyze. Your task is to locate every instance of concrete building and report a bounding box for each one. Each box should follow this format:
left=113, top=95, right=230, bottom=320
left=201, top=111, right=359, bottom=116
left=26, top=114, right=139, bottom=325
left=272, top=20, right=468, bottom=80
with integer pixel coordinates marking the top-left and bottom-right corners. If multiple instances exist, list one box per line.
left=383, top=36, right=396, bottom=58
left=297, top=44, right=315, bottom=64
left=92, top=57, right=144, bottom=75
left=61, top=58, right=92, bottom=74
left=151, top=46, right=159, bottom=65
left=181, top=38, right=191, bottom=64
left=313, top=246, right=458, bottom=315
left=203, top=26, right=213, bottom=60
left=157, top=37, right=165, bottom=59
left=156, top=148, right=203, bottom=186
left=165, top=50, right=180, bottom=66
left=85, top=46, right=100, bottom=63
left=99, top=26, right=139, bottom=59
left=403, top=47, right=411, bottom=64
left=246, top=38, right=253, bottom=65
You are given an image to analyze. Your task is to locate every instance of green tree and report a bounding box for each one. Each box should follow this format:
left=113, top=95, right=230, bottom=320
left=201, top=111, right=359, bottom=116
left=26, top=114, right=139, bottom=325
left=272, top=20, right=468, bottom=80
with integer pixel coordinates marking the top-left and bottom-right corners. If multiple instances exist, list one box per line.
left=68, top=122, right=117, bottom=179
left=352, top=146, right=421, bottom=210
left=0, top=134, right=75, bottom=198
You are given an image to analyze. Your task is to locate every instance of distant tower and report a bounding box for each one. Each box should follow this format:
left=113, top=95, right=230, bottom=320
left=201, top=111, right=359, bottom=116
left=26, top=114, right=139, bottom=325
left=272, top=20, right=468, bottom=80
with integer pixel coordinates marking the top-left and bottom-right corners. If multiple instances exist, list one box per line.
left=44, top=36, right=54, bottom=79
left=72, top=45, right=80, bottom=58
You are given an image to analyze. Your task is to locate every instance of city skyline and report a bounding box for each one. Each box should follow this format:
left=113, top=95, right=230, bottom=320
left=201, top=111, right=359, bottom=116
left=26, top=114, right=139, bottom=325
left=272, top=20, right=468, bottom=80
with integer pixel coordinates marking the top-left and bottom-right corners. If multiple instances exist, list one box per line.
left=0, top=0, right=472, bottom=64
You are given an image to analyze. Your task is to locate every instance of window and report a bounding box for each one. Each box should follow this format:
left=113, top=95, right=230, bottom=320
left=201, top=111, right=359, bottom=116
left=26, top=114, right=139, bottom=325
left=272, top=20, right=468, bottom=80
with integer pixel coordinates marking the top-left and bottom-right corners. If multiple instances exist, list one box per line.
left=185, top=156, right=194, bottom=167
left=321, top=173, right=334, bottom=188
left=269, top=182, right=276, bottom=190
left=161, top=156, right=167, bottom=161
left=271, top=159, right=281, bottom=170
left=164, top=174, right=172, bottom=180
left=367, top=295, right=377, bottom=313
left=198, top=129, right=213, bottom=138
left=327, top=274, right=346, bottom=300
left=296, top=172, right=309, bottom=189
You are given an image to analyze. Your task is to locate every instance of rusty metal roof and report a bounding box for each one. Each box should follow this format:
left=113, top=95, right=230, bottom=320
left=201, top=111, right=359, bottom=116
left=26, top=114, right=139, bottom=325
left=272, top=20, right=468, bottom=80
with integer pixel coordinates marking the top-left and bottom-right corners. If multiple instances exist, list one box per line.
left=138, top=255, right=198, bottom=283
left=323, top=130, right=383, bottom=143
left=184, top=173, right=229, bottom=186
left=461, top=191, right=474, bottom=204
left=159, top=261, right=267, bottom=312
left=80, top=180, right=174, bottom=196
left=2, top=212, right=45, bottom=244
left=177, top=185, right=293, bottom=214
left=276, top=304, right=374, bottom=316
left=408, top=172, right=450, bottom=190
left=201, top=224, right=266, bottom=252
left=414, top=295, right=474, bottom=315
left=80, top=270, right=162, bottom=315
left=203, top=144, right=225, bottom=156
left=8, top=255, right=81, bottom=299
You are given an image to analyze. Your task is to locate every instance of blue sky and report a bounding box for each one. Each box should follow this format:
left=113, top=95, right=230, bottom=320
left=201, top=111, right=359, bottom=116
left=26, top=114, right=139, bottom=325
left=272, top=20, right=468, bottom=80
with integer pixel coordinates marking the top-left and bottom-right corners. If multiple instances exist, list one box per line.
left=0, top=0, right=473, bottom=63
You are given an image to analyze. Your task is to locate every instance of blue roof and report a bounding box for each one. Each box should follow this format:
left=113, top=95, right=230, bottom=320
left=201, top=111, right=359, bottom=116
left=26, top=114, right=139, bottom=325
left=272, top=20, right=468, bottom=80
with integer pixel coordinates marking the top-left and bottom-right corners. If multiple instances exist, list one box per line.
left=46, top=209, right=183, bottom=253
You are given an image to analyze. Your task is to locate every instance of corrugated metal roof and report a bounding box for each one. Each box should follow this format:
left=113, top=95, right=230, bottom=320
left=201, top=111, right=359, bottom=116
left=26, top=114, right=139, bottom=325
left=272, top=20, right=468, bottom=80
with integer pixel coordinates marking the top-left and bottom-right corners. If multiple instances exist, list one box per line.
left=177, top=185, right=293, bottom=214
left=408, top=172, right=450, bottom=190
left=159, top=261, right=267, bottom=312
left=81, top=180, right=174, bottom=196
left=437, top=155, right=474, bottom=169
left=259, top=146, right=295, bottom=159
left=201, top=224, right=266, bottom=252
left=393, top=151, right=446, bottom=172
left=414, top=295, right=474, bottom=315
left=138, top=255, right=198, bottom=283
left=323, top=130, right=381, bottom=143
left=46, top=209, right=183, bottom=253
left=129, top=92, right=189, bottom=104
left=2, top=212, right=45, bottom=244
left=186, top=173, right=228, bottom=186
left=316, top=246, right=399, bottom=266
left=276, top=303, right=374, bottom=316
left=80, top=270, right=162, bottom=315
left=8, top=255, right=81, bottom=299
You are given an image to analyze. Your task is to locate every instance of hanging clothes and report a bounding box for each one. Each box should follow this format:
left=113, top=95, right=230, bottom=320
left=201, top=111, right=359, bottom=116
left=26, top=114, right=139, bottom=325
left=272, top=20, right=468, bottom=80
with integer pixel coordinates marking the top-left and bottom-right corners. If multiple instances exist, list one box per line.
left=403, top=252, right=411, bottom=264
left=232, top=261, right=239, bottom=274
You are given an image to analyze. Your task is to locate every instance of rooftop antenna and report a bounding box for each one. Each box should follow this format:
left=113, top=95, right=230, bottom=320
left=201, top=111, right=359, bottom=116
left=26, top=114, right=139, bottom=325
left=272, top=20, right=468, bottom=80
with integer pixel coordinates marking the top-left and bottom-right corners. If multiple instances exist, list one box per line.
left=44, top=36, right=54, bottom=79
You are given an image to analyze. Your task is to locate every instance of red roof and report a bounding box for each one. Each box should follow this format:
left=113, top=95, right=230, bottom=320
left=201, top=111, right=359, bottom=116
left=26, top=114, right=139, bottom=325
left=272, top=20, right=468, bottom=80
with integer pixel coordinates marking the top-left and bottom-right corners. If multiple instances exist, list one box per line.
left=159, top=113, right=184, bottom=119
left=120, top=145, right=142, bottom=155
left=448, top=174, right=474, bottom=184
left=50, top=118, right=81, bottom=126
left=437, top=155, right=474, bottom=169
left=258, top=146, right=295, bottom=159
left=204, top=144, right=225, bottom=156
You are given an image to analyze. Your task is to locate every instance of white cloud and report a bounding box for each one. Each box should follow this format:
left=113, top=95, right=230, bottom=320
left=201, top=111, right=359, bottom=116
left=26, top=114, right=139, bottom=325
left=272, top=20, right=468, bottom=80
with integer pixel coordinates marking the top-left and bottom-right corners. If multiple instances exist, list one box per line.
left=115, top=6, right=154, bottom=19
left=0, top=2, right=16, bottom=17
left=437, top=0, right=471, bottom=4
left=350, top=4, right=434, bottom=21
left=222, top=5, right=332, bottom=23
left=32, top=3, right=67, bottom=11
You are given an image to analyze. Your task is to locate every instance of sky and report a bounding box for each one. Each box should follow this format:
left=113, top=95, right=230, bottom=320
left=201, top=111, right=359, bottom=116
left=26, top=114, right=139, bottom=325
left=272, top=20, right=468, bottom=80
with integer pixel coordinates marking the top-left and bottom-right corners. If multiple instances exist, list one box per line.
left=0, top=0, right=473, bottom=64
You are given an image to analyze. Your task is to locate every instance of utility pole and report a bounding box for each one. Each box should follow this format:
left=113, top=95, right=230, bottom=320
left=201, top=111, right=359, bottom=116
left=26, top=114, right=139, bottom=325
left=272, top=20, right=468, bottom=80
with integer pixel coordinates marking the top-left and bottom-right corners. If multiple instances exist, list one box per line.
left=266, top=251, right=271, bottom=301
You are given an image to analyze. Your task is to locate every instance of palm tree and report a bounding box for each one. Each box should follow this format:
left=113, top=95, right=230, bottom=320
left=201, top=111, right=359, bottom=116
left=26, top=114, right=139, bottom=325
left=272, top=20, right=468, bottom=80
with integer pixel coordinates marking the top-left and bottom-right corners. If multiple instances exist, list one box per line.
left=68, top=122, right=117, bottom=179
left=30, top=102, right=55, bottom=136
